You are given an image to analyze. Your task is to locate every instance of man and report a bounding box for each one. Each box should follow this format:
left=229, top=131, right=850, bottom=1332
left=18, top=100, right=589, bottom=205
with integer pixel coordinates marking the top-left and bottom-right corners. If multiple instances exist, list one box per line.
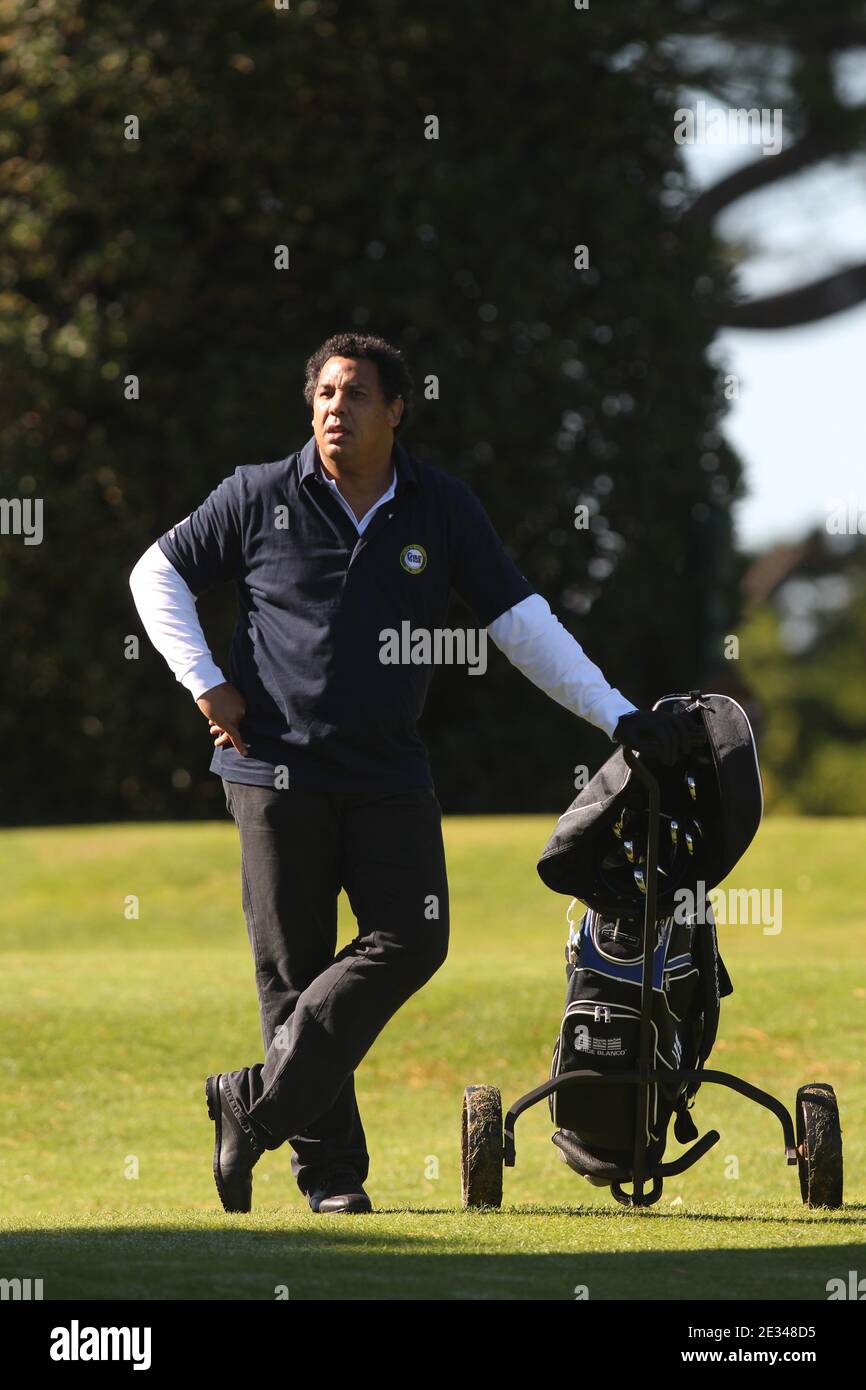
left=129, top=331, right=700, bottom=1216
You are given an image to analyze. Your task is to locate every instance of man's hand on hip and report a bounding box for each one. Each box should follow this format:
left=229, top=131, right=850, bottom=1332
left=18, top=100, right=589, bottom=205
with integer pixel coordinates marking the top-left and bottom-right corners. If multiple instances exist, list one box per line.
left=196, top=682, right=249, bottom=757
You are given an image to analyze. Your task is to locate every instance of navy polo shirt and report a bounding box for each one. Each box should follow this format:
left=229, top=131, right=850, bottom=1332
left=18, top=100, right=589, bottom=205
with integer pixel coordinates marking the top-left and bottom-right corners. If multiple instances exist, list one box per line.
left=157, top=434, right=535, bottom=792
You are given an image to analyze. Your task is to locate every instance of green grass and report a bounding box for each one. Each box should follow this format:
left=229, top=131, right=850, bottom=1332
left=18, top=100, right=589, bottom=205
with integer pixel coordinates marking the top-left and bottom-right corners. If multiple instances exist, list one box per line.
left=0, top=815, right=864, bottom=1300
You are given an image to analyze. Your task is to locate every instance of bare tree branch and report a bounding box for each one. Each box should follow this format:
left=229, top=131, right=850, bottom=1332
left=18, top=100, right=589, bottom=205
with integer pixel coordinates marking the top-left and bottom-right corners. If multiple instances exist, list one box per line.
left=686, top=132, right=837, bottom=226
left=720, top=264, right=866, bottom=328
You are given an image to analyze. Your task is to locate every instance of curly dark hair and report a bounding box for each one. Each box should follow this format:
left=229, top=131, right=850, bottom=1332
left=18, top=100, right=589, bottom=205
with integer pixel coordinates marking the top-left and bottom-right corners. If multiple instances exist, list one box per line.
left=303, top=332, right=414, bottom=432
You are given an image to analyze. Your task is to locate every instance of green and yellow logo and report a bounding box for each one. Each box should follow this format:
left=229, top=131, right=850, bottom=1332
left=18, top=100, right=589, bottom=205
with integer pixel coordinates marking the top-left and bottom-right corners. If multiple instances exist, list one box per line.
left=400, top=543, right=427, bottom=574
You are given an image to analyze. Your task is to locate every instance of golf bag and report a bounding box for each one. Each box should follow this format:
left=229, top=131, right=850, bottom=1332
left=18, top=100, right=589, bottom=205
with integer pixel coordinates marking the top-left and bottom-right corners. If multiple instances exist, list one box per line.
left=548, top=899, right=732, bottom=1183
left=538, top=691, right=761, bottom=1185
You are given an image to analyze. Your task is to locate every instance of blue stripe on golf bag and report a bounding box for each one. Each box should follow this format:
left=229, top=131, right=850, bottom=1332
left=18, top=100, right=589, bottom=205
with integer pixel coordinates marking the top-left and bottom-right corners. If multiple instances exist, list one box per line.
left=576, top=914, right=673, bottom=990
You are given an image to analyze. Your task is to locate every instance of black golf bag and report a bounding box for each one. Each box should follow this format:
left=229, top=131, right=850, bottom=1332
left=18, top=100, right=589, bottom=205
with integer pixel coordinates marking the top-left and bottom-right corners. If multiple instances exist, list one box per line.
left=548, top=899, right=732, bottom=1183
left=537, top=691, right=762, bottom=1185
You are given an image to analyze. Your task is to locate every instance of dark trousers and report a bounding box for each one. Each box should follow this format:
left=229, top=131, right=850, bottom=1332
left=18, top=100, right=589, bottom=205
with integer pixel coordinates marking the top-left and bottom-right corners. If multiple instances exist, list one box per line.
left=220, top=778, right=450, bottom=1195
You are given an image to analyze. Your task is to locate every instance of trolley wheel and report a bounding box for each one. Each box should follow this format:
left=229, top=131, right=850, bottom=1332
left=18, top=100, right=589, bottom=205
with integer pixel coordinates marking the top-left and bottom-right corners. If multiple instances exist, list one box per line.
left=461, top=1084, right=503, bottom=1209
left=548, top=1038, right=560, bottom=1122
left=796, top=1083, right=843, bottom=1209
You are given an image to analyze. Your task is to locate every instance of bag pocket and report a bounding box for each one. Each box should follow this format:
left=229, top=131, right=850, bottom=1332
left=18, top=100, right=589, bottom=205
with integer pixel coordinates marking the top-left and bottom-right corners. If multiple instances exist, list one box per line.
left=552, top=1001, right=644, bottom=1149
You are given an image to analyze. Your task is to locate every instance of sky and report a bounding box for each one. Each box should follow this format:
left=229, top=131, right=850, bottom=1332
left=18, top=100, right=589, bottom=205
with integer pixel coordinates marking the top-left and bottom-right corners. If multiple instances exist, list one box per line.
left=682, top=129, right=866, bottom=554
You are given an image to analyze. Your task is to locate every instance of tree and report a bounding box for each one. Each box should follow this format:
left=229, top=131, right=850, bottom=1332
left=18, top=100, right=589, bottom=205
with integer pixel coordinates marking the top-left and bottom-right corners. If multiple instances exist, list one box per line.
left=2, top=0, right=858, bottom=822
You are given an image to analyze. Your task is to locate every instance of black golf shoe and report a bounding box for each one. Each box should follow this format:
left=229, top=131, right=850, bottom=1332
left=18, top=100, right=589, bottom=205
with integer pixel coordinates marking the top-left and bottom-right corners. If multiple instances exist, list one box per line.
left=307, top=1168, right=372, bottom=1214
left=205, top=1073, right=263, bottom=1214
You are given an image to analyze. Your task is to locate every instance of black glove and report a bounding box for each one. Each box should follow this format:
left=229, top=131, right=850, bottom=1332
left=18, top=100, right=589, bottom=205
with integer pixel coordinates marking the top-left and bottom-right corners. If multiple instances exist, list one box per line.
left=613, top=708, right=706, bottom=767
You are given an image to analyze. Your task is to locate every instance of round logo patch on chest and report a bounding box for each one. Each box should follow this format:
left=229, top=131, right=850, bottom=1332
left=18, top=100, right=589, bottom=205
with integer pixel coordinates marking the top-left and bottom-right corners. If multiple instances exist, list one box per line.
left=400, top=543, right=427, bottom=574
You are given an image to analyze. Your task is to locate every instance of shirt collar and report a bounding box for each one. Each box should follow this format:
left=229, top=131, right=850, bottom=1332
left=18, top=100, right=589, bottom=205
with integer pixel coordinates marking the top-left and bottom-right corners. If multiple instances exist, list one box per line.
left=298, top=434, right=419, bottom=492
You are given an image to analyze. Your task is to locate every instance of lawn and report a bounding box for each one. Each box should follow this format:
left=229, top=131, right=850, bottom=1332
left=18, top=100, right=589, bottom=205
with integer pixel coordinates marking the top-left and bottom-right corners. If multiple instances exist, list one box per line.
left=0, top=815, right=863, bottom=1300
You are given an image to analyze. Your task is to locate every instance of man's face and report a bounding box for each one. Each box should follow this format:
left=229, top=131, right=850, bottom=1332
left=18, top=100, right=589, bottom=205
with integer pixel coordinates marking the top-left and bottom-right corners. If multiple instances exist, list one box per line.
left=311, top=356, right=403, bottom=472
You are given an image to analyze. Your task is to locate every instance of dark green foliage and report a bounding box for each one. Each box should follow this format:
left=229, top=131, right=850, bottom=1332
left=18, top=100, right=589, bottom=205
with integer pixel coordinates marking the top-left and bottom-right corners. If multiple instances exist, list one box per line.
left=0, top=1, right=748, bottom=821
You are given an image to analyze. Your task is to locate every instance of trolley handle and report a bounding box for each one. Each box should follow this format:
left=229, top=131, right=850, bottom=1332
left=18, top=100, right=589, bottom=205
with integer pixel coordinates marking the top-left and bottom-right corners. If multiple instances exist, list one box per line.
left=622, top=745, right=660, bottom=794
left=621, top=747, right=661, bottom=1200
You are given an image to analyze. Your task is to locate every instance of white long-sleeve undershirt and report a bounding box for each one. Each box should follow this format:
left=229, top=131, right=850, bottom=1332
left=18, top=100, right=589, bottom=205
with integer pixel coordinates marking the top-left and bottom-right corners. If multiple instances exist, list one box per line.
left=129, top=531, right=227, bottom=701
left=486, top=593, right=636, bottom=738
left=129, top=515, right=637, bottom=740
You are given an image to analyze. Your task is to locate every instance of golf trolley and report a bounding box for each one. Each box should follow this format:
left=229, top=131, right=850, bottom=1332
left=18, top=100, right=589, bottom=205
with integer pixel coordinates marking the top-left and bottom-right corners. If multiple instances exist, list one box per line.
left=461, top=747, right=843, bottom=1210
